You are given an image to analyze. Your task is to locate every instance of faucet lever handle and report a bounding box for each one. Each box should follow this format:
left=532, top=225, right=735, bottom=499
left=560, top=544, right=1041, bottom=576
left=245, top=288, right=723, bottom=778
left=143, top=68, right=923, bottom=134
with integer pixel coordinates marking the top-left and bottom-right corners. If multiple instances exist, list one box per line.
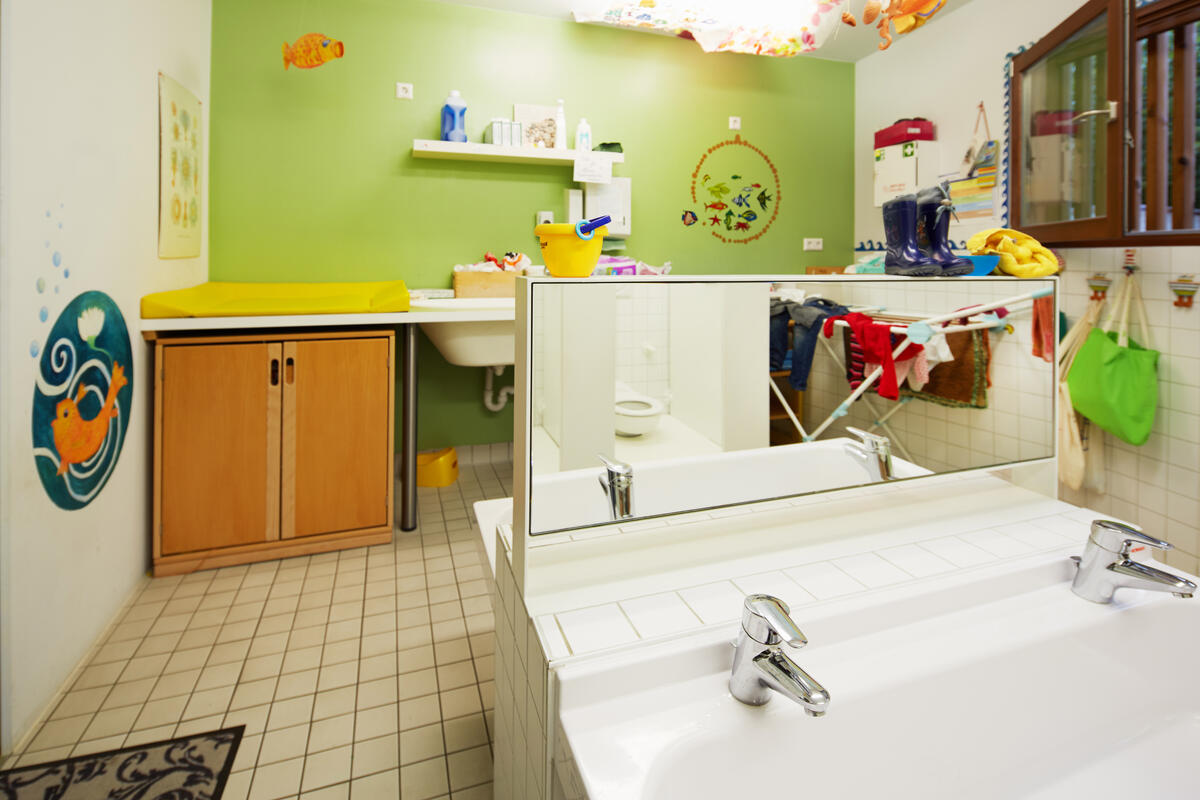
left=596, top=453, right=633, bottom=478
left=845, top=426, right=890, bottom=451
left=1090, top=519, right=1172, bottom=555
left=742, top=594, right=808, bottom=648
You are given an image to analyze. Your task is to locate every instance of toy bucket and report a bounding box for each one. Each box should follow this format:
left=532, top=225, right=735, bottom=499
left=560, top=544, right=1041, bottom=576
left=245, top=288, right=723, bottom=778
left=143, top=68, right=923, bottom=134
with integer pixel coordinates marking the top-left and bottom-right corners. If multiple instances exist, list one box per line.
left=535, top=216, right=610, bottom=278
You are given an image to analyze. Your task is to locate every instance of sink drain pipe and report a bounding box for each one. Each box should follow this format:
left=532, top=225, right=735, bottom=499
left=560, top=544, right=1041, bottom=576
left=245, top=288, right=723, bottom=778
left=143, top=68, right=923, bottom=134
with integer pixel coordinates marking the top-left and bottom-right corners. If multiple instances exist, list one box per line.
left=483, top=365, right=514, bottom=412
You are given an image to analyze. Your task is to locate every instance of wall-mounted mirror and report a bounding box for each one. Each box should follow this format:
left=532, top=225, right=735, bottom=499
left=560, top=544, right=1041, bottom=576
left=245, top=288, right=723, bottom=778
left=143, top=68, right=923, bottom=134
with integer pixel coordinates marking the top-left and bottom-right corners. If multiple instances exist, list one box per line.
left=525, top=277, right=1056, bottom=535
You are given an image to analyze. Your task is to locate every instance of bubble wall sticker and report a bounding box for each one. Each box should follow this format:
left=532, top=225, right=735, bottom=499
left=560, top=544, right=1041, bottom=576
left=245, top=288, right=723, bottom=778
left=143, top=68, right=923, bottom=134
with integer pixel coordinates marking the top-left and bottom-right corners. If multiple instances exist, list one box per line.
left=31, top=291, right=134, bottom=510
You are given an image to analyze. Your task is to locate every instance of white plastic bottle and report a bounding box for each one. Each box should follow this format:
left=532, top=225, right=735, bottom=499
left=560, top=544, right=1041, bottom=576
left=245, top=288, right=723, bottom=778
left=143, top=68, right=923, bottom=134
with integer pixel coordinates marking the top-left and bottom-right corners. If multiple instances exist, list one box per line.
left=575, top=118, right=592, bottom=152
left=554, top=99, right=567, bottom=149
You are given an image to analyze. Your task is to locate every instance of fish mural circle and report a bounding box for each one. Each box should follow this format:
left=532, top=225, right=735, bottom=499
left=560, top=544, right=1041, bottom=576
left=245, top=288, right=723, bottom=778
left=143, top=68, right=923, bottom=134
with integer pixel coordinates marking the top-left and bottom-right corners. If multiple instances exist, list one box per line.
left=31, top=291, right=133, bottom=510
left=686, top=134, right=782, bottom=244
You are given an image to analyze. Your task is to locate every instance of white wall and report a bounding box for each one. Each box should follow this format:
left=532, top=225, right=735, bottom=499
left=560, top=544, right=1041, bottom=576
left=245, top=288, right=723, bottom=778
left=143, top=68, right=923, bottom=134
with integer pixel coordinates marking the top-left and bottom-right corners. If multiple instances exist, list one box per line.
left=853, top=0, right=1083, bottom=247
left=0, top=0, right=211, bottom=752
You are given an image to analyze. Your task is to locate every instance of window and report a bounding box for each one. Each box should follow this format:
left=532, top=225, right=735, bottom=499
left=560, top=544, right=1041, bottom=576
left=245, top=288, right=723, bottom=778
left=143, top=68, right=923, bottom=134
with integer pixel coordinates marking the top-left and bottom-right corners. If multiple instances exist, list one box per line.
left=1012, top=0, right=1200, bottom=245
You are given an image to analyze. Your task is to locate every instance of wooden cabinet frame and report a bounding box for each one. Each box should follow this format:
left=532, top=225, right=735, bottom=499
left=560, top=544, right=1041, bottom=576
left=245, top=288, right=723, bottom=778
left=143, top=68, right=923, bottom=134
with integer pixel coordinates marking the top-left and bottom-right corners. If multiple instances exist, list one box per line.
left=148, top=328, right=394, bottom=576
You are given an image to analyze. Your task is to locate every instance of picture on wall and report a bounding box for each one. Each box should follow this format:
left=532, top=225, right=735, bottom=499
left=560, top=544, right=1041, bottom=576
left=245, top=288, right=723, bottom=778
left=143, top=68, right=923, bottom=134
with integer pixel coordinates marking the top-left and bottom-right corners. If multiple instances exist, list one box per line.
left=684, top=134, right=782, bottom=244
left=158, top=72, right=202, bottom=259
left=31, top=291, right=134, bottom=510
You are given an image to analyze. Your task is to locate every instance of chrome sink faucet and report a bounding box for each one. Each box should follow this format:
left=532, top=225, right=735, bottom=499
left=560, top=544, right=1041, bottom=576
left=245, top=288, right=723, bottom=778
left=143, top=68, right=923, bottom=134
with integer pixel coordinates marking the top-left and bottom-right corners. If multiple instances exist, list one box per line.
left=730, top=594, right=830, bottom=717
left=597, top=454, right=633, bottom=521
left=1071, top=520, right=1197, bottom=604
left=844, top=426, right=894, bottom=482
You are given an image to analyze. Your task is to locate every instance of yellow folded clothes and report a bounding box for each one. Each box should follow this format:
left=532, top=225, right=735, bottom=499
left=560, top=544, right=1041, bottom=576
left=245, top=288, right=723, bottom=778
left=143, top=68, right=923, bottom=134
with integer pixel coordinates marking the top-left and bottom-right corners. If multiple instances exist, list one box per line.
left=141, top=280, right=410, bottom=318
left=966, top=228, right=1060, bottom=278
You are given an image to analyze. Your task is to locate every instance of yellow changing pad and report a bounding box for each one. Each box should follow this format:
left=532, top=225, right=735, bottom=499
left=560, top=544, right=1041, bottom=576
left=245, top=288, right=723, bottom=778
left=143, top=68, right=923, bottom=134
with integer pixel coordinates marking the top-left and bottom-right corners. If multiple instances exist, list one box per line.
left=141, top=280, right=410, bottom=318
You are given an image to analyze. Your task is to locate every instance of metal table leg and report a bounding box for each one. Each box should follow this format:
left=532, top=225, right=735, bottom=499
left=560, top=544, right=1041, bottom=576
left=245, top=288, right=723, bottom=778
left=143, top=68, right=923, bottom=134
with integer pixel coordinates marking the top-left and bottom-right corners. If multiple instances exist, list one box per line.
left=400, top=324, right=418, bottom=531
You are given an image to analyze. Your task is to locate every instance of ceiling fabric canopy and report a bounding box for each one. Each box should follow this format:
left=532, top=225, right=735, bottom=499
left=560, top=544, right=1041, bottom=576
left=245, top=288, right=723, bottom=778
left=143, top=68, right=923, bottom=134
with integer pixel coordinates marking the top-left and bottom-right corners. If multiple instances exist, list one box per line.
left=572, top=0, right=849, bottom=57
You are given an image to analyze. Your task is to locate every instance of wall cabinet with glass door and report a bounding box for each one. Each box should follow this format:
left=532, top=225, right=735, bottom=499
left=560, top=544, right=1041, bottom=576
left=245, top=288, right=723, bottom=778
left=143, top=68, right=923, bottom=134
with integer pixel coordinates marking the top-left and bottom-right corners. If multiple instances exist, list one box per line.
left=1012, top=0, right=1200, bottom=245
left=149, top=329, right=395, bottom=576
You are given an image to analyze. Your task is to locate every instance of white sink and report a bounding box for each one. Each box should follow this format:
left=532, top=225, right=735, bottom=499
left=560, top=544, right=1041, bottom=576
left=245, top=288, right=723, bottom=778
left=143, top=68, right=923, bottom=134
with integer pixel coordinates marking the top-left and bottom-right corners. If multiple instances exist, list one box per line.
left=556, top=553, right=1200, bottom=799
left=414, top=297, right=515, bottom=367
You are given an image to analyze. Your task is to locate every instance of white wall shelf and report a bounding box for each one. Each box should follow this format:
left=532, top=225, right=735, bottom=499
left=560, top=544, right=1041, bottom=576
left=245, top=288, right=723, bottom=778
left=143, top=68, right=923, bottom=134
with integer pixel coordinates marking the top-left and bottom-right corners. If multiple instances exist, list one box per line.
left=411, top=139, right=625, bottom=166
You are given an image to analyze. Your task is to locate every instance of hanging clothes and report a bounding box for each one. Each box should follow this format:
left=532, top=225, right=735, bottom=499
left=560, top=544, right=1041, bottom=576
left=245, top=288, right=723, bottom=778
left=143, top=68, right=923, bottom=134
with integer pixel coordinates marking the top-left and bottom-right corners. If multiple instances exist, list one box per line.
left=771, top=297, right=849, bottom=391
left=822, top=312, right=922, bottom=401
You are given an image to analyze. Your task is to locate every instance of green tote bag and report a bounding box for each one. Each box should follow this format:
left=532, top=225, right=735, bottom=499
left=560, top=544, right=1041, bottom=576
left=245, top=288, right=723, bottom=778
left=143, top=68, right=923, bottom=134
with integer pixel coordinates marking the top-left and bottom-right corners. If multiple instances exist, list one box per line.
left=1067, top=274, right=1159, bottom=446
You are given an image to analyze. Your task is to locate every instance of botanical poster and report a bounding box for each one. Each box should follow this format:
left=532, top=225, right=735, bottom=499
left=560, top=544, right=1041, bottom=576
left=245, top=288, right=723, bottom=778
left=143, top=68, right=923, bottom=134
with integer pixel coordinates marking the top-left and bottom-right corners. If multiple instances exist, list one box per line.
left=158, top=73, right=202, bottom=258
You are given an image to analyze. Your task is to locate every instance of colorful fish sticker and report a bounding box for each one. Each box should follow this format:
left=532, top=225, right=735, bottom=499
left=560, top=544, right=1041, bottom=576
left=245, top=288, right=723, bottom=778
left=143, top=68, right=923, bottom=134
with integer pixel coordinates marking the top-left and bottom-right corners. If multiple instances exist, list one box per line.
left=707, top=182, right=731, bottom=199
left=757, top=189, right=773, bottom=210
left=723, top=210, right=735, bottom=230
left=283, top=33, right=345, bottom=70
left=705, top=202, right=728, bottom=211
left=731, top=174, right=742, bottom=180
left=681, top=210, right=698, bottom=226
left=740, top=210, right=758, bottom=221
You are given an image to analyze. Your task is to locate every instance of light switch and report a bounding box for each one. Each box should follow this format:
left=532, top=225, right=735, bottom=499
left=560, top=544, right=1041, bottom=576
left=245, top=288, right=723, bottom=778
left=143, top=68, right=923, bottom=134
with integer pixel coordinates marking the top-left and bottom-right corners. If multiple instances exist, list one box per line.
left=395, top=82, right=413, bottom=100
left=728, top=116, right=742, bottom=130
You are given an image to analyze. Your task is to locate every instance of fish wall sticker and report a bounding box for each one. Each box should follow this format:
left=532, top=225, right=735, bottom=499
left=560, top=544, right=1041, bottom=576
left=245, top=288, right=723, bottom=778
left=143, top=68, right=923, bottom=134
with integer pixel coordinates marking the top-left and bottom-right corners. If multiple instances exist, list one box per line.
left=32, top=291, right=133, bottom=510
left=683, top=135, right=782, bottom=244
left=283, top=34, right=345, bottom=70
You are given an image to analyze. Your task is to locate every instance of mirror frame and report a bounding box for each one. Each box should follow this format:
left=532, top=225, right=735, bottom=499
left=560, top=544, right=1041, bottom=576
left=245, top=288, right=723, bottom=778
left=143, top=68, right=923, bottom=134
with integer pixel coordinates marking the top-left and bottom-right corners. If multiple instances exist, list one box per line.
left=511, top=275, right=1059, bottom=589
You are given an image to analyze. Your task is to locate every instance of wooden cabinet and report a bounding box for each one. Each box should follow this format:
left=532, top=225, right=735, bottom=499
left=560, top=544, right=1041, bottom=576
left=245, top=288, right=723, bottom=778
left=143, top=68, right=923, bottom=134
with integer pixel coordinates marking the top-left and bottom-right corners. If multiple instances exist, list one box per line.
left=150, top=330, right=394, bottom=576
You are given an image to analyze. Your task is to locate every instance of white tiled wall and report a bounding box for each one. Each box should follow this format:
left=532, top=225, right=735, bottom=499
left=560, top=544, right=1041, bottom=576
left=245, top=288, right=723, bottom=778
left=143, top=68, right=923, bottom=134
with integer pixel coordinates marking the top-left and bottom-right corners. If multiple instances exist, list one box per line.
left=799, top=280, right=1056, bottom=473
left=614, top=284, right=670, bottom=406
left=1056, top=247, right=1200, bottom=575
left=491, top=530, right=553, bottom=800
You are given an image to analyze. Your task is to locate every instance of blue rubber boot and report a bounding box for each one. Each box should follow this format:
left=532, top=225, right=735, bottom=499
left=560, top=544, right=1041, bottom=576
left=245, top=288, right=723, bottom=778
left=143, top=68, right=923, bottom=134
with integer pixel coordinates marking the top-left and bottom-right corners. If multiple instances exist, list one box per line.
left=917, top=185, right=974, bottom=276
left=883, top=194, right=938, bottom=276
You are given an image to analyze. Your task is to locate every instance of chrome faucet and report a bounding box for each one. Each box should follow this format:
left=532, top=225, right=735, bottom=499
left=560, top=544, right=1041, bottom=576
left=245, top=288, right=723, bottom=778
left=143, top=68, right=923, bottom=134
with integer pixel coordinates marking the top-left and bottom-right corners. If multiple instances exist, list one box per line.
left=844, top=426, right=894, bottom=482
left=1071, top=520, right=1196, bottom=604
left=730, top=594, right=830, bottom=716
left=597, top=454, right=633, bottom=521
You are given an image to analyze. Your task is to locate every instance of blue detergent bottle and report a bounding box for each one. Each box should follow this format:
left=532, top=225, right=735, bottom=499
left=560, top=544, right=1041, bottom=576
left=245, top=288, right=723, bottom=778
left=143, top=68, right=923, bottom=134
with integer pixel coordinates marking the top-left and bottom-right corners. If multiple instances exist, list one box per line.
left=441, top=90, right=467, bottom=143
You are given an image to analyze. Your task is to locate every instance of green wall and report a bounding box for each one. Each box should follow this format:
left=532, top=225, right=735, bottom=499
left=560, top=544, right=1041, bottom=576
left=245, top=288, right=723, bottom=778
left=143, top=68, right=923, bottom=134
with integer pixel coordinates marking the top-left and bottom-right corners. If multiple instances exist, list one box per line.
left=209, top=0, right=855, bottom=448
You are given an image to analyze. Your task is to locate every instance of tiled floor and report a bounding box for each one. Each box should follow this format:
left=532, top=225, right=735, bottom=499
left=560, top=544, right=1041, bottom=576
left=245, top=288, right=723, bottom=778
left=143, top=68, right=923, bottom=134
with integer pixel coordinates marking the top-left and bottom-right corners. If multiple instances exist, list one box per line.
left=2, top=460, right=513, bottom=800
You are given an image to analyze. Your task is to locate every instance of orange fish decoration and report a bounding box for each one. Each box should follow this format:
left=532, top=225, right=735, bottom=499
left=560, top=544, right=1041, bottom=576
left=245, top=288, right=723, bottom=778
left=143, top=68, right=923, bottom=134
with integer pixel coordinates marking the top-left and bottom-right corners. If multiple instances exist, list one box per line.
left=283, top=33, right=344, bottom=70
left=52, top=363, right=127, bottom=476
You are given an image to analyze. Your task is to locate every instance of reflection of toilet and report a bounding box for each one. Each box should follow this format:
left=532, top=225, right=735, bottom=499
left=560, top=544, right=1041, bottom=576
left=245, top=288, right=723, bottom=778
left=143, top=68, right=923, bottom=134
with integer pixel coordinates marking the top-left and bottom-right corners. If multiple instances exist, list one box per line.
left=615, top=381, right=664, bottom=437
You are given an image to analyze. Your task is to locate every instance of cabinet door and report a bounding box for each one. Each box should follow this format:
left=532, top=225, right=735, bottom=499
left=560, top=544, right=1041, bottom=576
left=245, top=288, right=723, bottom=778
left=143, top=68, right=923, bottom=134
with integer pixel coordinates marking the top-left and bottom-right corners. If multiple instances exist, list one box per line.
left=160, top=343, right=281, bottom=555
left=282, top=337, right=391, bottom=538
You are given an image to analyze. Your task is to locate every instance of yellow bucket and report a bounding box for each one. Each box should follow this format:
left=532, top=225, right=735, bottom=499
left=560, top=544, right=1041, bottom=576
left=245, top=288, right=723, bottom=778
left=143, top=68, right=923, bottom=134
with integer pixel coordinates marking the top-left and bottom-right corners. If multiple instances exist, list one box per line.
left=416, top=447, right=459, bottom=488
left=535, top=222, right=609, bottom=278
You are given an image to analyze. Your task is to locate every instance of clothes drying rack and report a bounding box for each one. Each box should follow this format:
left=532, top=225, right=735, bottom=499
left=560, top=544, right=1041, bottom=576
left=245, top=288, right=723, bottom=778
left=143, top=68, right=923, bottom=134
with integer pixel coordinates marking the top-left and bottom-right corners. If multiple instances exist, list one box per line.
left=771, top=287, right=1054, bottom=452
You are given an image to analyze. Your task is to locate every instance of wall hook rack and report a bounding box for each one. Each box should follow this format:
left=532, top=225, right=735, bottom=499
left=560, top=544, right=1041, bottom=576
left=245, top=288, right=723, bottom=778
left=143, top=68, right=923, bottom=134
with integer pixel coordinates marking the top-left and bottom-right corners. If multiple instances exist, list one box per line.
left=1087, top=274, right=1112, bottom=301
left=1170, top=275, right=1197, bottom=308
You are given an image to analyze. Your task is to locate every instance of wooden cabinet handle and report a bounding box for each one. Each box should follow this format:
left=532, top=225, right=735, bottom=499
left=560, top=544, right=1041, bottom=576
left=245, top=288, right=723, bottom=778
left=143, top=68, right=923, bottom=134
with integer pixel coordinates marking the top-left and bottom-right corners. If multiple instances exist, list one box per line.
left=270, top=358, right=280, bottom=386
left=286, top=357, right=295, bottom=384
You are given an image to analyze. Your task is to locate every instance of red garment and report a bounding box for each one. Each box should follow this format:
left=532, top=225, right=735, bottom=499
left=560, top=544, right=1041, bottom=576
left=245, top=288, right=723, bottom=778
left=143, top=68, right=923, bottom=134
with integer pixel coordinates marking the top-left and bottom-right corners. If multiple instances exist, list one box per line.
left=823, top=313, right=922, bottom=400
left=1031, top=296, right=1054, bottom=363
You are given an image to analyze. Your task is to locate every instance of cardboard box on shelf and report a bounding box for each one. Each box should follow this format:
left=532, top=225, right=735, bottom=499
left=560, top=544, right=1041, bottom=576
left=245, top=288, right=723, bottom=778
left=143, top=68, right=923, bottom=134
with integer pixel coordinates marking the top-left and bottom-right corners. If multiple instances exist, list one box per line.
left=453, top=271, right=516, bottom=298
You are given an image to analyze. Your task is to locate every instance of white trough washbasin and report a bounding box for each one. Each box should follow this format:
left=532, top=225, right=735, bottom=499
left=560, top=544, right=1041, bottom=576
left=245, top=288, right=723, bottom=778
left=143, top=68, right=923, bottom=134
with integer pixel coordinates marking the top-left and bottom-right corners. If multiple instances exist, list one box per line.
left=531, top=437, right=931, bottom=533
left=414, top=297, right=515, bottom=367
left=556, top=553, right=1200, bottom=800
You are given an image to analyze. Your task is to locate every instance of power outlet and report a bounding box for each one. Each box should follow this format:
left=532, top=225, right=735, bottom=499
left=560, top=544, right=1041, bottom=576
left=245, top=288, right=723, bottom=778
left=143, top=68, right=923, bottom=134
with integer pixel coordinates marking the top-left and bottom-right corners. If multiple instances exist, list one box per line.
left=803, top=238, right=824, bottom=251
left=535, top=210, right=555, bottom=226
left=728, top=116, right=742, bottom=130
left=395, top=82, right=413, bottom=100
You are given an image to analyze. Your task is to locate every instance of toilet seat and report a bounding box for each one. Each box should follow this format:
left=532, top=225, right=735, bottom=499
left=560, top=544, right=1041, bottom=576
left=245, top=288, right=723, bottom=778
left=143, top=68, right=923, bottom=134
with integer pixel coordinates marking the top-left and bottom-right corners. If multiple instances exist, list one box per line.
left=615, top=382, right=664, bottom=436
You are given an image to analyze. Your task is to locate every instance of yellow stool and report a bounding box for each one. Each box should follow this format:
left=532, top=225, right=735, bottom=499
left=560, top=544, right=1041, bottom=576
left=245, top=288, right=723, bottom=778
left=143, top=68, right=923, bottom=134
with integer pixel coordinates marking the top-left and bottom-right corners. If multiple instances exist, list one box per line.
left=417, top=447, right=459, bottom=487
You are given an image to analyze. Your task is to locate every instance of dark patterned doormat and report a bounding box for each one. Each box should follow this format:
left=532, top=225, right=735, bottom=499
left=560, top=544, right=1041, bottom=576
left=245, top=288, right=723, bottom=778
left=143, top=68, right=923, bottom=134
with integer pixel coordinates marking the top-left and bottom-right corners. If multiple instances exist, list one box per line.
left=0, top=725, right=243, bottom=800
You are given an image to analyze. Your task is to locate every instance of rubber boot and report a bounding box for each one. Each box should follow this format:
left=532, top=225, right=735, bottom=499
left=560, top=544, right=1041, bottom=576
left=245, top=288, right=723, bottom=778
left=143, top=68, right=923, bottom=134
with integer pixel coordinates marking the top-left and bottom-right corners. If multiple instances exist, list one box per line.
left=882, top=194, right=938, bottom=276
left=917, top=186, right=974, bottom=276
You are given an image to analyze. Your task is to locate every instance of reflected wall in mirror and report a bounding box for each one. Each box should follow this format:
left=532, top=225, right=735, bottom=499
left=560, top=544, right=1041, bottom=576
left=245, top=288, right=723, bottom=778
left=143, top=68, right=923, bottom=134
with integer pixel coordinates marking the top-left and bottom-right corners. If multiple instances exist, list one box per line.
left=527, top=277, right=1056, bottom=535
